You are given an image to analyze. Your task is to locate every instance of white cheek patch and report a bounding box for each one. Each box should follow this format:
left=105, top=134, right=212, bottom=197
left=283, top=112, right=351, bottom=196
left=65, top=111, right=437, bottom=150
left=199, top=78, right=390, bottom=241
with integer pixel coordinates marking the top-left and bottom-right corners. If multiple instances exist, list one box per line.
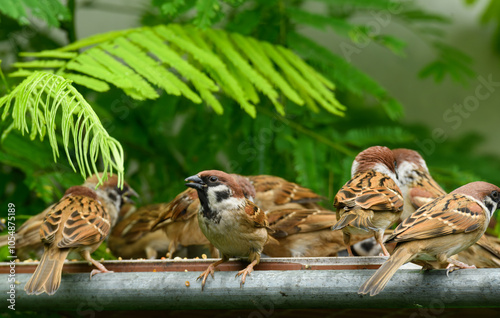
left=351, top=160, right=359, bottom=177
left=396, top=161, right=419, bottom=186
left=206, top=184, right=245, bottom=211
left=373, top=163, right=400, bottom=187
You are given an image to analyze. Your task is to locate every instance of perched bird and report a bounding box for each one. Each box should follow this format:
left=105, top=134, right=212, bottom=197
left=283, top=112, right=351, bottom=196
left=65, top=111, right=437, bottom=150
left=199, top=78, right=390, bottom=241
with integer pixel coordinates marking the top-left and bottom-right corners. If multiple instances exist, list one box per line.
left=25, top=186, right=114, bottom=295
left=454, top=234, right=500, bottom=268
left=108, top=203, right=173, bottom=259
left=264, top=208, right=366, bottom=257
left=185, top=170, right=276, bottom=290
left=151, top=174, right=323, bottom=258
left=358, top=181, right=500, bottom=296
left=393, top=148, right=446, bottom=221
left=0, top=174, right=137, bottom=260
left=332, top=146, right=403, bottom=256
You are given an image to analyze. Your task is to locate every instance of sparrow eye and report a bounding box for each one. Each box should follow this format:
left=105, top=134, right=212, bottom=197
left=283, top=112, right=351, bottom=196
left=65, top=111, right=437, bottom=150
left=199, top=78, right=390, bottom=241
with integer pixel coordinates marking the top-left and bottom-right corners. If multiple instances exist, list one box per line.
left=492, top=190, right=499, bottom=200
left=209, top=176, right=218, bottom=183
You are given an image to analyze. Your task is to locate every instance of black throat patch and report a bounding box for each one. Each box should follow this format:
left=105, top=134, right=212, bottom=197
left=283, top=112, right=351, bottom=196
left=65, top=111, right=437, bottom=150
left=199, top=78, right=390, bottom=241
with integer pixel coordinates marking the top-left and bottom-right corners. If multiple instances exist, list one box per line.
left=197, top=189, right=222, bottom=224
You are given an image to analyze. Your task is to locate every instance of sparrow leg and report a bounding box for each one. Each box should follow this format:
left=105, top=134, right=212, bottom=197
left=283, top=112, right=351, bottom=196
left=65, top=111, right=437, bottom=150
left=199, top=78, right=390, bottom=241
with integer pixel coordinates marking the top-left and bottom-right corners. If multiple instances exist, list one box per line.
left=343, top=231, right=354, bottom=257
left=145, top=246, right=157, bottom=259
left=236, top=252, right=260, bottom=287
left=81, top=250, right=114, bottom=279
left=208, top=244, right=220, bottom=258
left=167, top=241, right=177, bottom=259
left=197, top=256, right=228, bottom=291
left=374, top=231, right=390, bottom=257
left=445, top=258, right=476, bottom=277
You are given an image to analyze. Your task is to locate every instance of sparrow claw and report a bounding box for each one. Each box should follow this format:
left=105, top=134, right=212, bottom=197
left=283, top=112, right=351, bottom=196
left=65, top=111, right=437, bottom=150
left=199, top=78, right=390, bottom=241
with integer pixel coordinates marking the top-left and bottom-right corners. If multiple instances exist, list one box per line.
left=197, top=265, right=215, bottom=291
left=235, top=267, right=253, bottom=287
left=89, top=269, right=114, bottom=280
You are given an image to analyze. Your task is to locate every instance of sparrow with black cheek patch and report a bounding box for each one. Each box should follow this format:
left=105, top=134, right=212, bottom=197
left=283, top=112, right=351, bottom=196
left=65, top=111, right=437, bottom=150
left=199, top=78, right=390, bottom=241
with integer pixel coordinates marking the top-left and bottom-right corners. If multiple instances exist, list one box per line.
left=332, top=146, right=403, bottom=256
left=264, top=208, right=367, bottom=257
left=185, top=170, right=275, bottom=290
left=393, top=148, right=446, bottom=221
left=108, top=203, right=173, bottom=259
left=358, top=181, right=500, bottom=296
left=24, top=186, right=114, bottom=295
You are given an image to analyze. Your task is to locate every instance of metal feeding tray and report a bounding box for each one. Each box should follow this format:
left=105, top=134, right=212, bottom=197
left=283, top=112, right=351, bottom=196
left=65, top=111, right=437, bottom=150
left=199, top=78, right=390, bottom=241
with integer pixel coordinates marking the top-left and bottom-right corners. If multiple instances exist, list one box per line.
left=1, top=257, right=499, bottom=311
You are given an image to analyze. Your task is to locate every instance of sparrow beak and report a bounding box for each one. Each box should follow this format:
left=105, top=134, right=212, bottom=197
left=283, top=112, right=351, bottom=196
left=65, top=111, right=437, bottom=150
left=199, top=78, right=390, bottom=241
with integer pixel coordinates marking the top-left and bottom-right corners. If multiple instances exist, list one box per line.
left=123, top=187, right=139, bottom=204
left=185, top=175, right=206, bottom=190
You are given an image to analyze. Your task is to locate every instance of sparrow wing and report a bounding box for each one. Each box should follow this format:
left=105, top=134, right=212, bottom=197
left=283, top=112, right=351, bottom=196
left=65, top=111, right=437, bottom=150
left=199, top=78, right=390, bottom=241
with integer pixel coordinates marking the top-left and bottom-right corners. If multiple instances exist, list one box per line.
left=244, top=199, right=270, bottom=229
left=267, top=208, right=338, bottom=237
left=55, top=195, right=111, bottom=248
left=334, top=171, right=403, bottom=212
left=387, top=193, right=487, bottom=243
left=151, top=188, right=199, bottom=231
left=248, top=175, right=324, bottom=205
left=409, top=174, right=446, bottom=209
left=113, top=204, right=167, bottom=243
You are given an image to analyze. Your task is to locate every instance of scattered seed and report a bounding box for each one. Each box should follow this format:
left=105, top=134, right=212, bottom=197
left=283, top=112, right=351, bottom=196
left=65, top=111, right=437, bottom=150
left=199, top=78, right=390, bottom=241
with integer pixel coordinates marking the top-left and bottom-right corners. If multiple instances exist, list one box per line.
left=201, top=254, right=207, bottom=259
left=118, top=257, right=123, bottom=261
left=185, top=281, right=190, bottom=287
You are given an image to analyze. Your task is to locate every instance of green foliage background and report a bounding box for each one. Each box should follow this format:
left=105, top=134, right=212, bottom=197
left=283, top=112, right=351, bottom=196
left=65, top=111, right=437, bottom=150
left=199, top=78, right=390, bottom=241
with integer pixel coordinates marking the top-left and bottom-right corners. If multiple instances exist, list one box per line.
left=1, top=0, right=500, bottom=263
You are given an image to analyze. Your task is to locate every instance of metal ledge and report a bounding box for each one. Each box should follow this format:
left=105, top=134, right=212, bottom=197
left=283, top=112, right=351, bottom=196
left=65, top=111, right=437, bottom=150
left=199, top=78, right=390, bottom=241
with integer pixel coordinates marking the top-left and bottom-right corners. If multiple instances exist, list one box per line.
left=1, top=257, right=499, bottom=311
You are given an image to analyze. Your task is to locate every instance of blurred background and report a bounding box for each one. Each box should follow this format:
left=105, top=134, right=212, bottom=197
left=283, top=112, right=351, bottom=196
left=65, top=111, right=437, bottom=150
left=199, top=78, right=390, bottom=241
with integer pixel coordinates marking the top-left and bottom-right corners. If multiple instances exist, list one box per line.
left=1, top=0, right=500, bottom=257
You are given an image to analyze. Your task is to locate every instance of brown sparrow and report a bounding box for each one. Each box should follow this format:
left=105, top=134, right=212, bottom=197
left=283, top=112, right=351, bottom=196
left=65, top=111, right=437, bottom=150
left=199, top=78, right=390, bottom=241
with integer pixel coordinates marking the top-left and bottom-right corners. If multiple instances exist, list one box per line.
left=185, top=170, right=275, bottom=290
left=332, top=146, right=403, bottom=256
left=393, top=148, right=446, bottom=221
left=25, top=186, right=115, bottom=295
left=358, top=181, right=500, bottom=296
left=108, top=203, right=173, bottom=259
left=263, top=208, right=366, bottom=257
left=1, top=174, right=137, bottom=260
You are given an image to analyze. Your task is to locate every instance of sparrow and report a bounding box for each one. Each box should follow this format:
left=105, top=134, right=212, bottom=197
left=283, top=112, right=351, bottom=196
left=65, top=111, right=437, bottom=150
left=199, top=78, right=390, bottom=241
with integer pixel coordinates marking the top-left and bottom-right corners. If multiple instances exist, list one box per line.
left=332, top=146, right=403, bottom=256
left=0, top=173, right=137, bottom=260
left=185, top=170, right=276, bottom=290
left=358, top=181, right=500, bottom=296
left=392, top=148, right=446, bottom=221
left=150, top=174, right=322, bottom=258
left=263, top=208, right=367, bottom=257
left=108, top=203, right=173, bottom=259
left=24, top=186, right=114, bottom=295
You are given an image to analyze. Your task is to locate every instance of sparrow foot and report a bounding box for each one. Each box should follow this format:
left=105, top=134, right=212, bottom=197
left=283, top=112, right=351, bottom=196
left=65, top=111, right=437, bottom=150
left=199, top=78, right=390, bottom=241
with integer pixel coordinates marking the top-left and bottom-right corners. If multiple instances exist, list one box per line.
left=236, top=260, right=258, bottom=287
left=90, top=268, right=114, bottom=279
left=445, top=259, right=476, bottom=277
left=197, top=265, right=216, bottom=291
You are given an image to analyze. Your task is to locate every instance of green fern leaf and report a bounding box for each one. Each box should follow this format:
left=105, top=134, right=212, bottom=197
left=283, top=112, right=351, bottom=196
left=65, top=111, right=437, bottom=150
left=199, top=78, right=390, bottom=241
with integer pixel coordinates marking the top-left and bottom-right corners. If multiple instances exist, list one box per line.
left=0, top=72, right=124, bottom=187
left=12, top=60, right=66, bottom=68
left=11, top=24, right=344, bottom=118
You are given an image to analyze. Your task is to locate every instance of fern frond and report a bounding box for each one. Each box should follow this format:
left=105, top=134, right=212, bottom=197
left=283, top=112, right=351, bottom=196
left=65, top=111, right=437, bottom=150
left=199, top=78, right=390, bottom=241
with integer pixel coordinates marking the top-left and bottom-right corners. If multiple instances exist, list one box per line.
left=0, top=72, right=124, bottom=187
left=11, top=24, right=345, bottom=118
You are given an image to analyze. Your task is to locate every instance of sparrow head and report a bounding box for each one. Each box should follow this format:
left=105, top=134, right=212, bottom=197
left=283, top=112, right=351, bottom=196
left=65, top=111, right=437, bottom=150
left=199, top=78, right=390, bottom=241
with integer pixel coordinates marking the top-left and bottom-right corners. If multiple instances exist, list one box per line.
left=64, top=186, right=98, bottom=201
left=392, top=148, right=445, bottom=194
left=84, top=173, right=139, bottom=225
left=186, top=170, right=246, bottom=221
left=352, top=146, right=398, bottom=181
left=452, top=181, right=500, bottom=217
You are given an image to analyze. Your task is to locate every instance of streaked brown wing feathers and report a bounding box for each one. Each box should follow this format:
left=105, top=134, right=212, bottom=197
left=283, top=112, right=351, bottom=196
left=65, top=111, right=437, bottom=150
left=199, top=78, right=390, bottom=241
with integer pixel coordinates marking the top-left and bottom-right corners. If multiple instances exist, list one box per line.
left=388, top=194, right=486, bottom=242
left=57, top=196, right=110, bottom=248
left=334, top=171, right=403, bottom=212
left=267, top=209, right=338, bottom=237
